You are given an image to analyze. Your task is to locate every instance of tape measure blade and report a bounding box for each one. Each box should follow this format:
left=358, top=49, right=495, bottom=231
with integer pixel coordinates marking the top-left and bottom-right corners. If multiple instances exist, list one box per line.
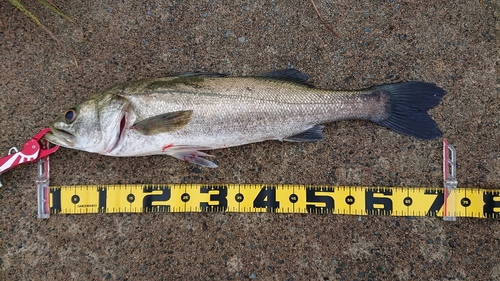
left=46, top=184, right=500, bottom=218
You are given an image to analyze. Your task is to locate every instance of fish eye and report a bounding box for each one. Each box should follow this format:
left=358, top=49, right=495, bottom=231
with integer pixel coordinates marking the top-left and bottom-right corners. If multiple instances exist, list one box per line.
left=64, top=109, right=77, bottom=123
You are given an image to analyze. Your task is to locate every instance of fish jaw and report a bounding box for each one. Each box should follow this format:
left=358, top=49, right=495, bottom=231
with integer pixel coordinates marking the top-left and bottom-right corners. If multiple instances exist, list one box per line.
left=44, top=127, right=76, bottom=148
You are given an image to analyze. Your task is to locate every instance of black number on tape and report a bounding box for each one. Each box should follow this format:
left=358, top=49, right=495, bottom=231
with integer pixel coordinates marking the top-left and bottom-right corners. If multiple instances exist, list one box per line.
left=483, top=192, right=500, bottom=218
left=98, top=186, right=107, bottom=212
left=425, top=189, right=444, bottom=216
left=143, top=185, right=171, bottom=212
left=365, top=188, right=393, bottom=215
left=306, top=187, right=334, bottom=214
left=200, top=185, right=228, bottom=212
left=253, top=186, right=280, bottom=212
left=50, top=188, right=61, bottom=214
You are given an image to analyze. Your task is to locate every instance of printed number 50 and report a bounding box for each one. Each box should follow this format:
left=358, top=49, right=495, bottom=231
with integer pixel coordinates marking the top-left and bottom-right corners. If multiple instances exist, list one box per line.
left=306, top=188, right=334, bottom=213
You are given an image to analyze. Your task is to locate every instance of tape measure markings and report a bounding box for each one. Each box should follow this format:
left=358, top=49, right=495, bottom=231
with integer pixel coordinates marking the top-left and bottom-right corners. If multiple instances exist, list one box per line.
left=46, top=184, right=500, bottom=218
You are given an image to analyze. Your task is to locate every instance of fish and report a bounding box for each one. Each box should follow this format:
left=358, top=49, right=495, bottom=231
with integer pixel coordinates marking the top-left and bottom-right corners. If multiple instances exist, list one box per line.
left=45, top=69, right=446, bottom=168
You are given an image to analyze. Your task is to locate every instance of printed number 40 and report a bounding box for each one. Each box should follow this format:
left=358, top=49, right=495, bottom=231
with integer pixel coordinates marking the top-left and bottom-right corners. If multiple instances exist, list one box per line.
left=253, top=186, right=280, bottom=212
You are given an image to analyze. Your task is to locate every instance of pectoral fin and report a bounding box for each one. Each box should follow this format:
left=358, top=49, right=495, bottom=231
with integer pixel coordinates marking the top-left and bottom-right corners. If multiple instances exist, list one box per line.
left=169, top=149, right=218, bottom=168
left=133, top=110, right=193, bottom=135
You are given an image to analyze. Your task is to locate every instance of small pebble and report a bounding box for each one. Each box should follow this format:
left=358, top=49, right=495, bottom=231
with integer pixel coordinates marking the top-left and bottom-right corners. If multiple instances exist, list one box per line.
left=238, top=37, right=245, bottom=43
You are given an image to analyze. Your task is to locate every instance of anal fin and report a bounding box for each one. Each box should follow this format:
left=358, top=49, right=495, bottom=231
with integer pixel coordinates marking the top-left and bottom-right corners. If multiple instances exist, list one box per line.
left=284, top=125, right=325, bottom=142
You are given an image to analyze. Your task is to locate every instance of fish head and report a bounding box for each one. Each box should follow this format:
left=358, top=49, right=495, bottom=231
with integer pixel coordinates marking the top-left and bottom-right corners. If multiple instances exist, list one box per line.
left=45, top=93, right=129, bottom=154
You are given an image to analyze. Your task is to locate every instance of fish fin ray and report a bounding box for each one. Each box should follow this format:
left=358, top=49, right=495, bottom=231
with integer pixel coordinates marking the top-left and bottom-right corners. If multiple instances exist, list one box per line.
left=284, top=125, right=325, bottom=142
left=372, top=82, right=446, bottom=139
left=170, top=150, right=218, bottom=168
left=259, top=69, right=311, bottom=85
left=178, top=72, right=228, bottom=78
left=133, top=110, right=193, bottom=135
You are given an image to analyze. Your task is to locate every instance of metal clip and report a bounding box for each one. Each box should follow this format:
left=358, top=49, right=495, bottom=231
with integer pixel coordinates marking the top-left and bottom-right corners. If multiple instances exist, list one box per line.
left=37, top=138, right=52, bottom=219
left=443, top=139, right=458, bottom=221
left=0, top=128, right=59, bottom=187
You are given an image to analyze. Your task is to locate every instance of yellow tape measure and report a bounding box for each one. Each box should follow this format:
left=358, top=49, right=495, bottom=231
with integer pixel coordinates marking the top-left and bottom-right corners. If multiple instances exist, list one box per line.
left=43, top=184, right=500, bottom=219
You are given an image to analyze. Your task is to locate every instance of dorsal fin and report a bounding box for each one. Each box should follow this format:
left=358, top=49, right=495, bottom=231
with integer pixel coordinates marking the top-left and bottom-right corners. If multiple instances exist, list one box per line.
left=258, top=69, right=310, bottom=84
left=178, top=72, right=228, bottom=78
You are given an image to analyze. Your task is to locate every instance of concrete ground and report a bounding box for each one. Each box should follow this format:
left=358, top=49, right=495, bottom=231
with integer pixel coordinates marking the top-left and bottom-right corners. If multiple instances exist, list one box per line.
left=0, top=1, right=498, bottom=280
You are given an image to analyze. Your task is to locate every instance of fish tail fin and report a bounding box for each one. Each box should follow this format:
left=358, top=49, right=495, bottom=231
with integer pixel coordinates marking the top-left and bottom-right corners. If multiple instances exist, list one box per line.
left=371, top=82, right=446, bottom=140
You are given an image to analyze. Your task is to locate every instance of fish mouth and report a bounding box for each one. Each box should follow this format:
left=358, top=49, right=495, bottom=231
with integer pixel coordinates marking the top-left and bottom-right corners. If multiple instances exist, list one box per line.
left=45, top=127, right=76, bottom=147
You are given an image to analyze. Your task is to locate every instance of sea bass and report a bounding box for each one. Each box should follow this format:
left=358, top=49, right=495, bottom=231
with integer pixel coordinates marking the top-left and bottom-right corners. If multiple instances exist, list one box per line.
left=45, top=69, right=446, bottom=168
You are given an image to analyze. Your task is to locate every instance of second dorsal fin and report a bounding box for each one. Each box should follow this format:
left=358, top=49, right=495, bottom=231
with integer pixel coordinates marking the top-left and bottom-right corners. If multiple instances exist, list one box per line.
left=258, top=69, right=310, bottom=85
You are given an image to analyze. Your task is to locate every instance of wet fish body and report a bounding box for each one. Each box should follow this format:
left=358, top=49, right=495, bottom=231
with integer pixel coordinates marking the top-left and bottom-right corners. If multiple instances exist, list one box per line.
left=46, top=70, right=446, bottom=167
